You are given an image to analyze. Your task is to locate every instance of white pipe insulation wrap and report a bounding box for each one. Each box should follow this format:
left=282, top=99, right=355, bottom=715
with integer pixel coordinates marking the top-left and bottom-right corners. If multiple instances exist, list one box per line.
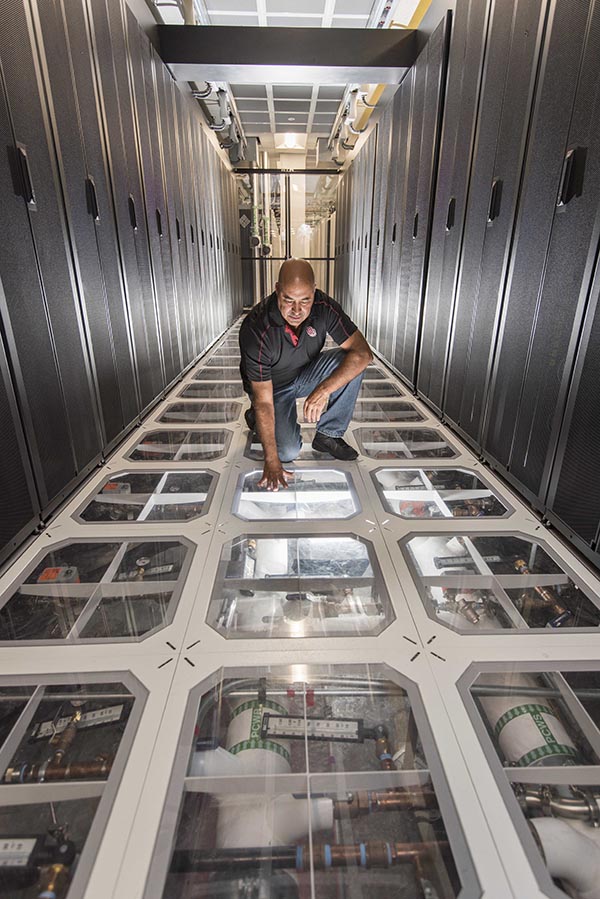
left=477, top=674, right=579, bottom=767
left=225, top=699, right=292, bottom=775
left=217, top=794, right=334, bottom=850
left=532, top=818, right=600, bottom=899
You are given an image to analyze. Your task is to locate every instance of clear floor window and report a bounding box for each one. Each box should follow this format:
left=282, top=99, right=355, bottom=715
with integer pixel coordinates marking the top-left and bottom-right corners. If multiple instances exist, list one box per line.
left=207, top=534, right=394, bottom=638
left=205, top=355, right=239, bottom=366
left=180, top=382, right=244, bottom=399
left=353, top=400, right=425, bottom=422
left=0, top=676, right=141, bottom=899
left=148, top=665, right=474, bottom=899
left=355, top=428, right=457, bottom=459
left=373, top=468, right=510, bottom=518
left=403, top=533, right=600, bottom=631
left=157, top=402, right=241, bottom=424
left=359, top=382, right=404, bottom=399
left=234, top=469, right=359, bottom=520
left=126, top=429, right=231, bottom=461
left=465, top=666, right=600, bottom=899
left=193, top=368, right=241, bottom=381
left=0, top=539, right=192, bottom=642
left=77, top=471, right=216, bottom=523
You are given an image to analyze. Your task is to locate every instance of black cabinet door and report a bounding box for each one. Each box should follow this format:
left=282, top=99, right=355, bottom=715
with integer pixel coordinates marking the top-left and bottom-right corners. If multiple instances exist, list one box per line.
left=484, top=0, right=600, bottom=503
left=366, top=108, right=392, bottom=348
left=88, top=0, right=165, bottom=409
left=443, top=0, right=547, bottom=446
left=32, top=0, right=138, bottom=446
left=0, top=309, right=40, bottom=565
left=0, top=0, right=102, bottom=505
left=393, top=15, right=448, bottom=387
left=547, top=259, right=600, bottom=562
left=418, top=0, right=490, bottom=412
left=125, top=8, right=181, bottom=386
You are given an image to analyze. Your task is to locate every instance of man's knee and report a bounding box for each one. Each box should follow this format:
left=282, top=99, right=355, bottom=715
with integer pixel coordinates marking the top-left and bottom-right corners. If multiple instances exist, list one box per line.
left=277, top=440, right=302, bottom=463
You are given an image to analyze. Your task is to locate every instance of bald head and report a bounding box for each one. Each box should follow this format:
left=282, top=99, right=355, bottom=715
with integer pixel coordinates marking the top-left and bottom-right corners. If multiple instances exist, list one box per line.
left=277, top=258, right=315, bottom=290
left=275, top=258, right=316, bottom=329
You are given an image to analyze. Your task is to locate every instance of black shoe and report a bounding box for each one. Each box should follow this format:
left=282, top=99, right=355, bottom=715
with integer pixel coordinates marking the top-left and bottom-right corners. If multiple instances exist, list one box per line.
left=244, top=407, right=256, bottom=432
left=312, top=432, right=358, bottom=461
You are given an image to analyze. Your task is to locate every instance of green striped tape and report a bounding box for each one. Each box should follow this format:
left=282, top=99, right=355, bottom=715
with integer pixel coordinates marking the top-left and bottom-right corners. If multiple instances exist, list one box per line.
left=516, top=743, right=578, bottom=768
left=229, top=738, right=291, bottom=766
left=230, top=699, right=287, bottom=720
left=494, top=703, right=554, bottom=738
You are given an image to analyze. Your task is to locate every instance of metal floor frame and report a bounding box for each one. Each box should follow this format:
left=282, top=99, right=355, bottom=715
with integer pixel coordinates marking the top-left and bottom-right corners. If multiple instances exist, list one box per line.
left=2, top=318, right=600, bottom=898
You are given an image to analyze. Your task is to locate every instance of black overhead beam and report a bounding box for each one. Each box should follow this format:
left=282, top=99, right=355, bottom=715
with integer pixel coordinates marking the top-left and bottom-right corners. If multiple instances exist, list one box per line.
left=157, top=25, right=418, bottom=84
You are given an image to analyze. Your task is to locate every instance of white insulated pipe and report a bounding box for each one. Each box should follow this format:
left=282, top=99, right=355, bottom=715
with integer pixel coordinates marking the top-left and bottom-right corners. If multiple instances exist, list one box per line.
left=532, top=818, right=600, bottom=899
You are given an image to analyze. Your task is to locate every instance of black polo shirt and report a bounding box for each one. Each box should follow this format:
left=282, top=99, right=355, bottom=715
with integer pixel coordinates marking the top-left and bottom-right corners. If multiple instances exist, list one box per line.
left=239, top=289, right=358, bottom=392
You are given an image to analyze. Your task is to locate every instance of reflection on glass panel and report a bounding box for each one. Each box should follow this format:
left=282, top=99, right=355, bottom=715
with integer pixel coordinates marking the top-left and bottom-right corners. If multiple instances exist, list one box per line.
left=0, top=677, right=139, bottom=897
left=363, top=367, right=389, bottom=380
left=235, top=469, right=359, bottom=520
left=154, top=666, right=465, bottom=899
left=404, top=533, right=600, bottom=631
left=353, top=401, right=425, bottom=423
left=207, top=534, right=394, bottom=638
left=158, top=402, right=241, bottom=424
left=355, top=428, right=457, bottom=460
left=359, top=382, right=403, bottom=399
left=0, top=539, right=191, bottom=641
left=468, top=666, right=600, bottom=897
left=79, top=470, right=215, bottom=523
left=127, top=429, right=231, bottom=460
left=374, top=468, right=509, bottom=519
left=193, top=368, right=241, bottom=381
left=245, top=427, right=336, bottom=461
left=180, top=382, right=244, bottom=399
left=205, top=355, right=240, bottom=366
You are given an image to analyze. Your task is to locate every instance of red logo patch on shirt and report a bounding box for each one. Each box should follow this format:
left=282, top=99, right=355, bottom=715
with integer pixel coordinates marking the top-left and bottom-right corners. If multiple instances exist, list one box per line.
left=306, top=326, right=317, bottom=337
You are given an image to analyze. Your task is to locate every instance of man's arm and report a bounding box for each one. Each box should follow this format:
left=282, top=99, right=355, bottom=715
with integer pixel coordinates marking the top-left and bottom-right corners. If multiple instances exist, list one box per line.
left=303, top=330, right=373, bottom=423
left=251, top=379, right=294, bottom=491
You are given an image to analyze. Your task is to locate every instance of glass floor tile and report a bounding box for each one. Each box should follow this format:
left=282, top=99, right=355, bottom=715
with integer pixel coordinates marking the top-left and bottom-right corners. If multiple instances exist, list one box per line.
left=0, top=539, right=192, bottom=641
left=352, top=400, right=425, bottom=422
left=359, top=381, right=404, bottom=399
left=373, top=468, right=510, bottom=518
left=403, top=533, right=600, bottom=631
left=193, top=367, right=241, bottom=381
left=464, top=665, right=600, bottom=896
left=355, top=427, right=457, bottom=459
left=126, top=429, right=231, bottom=460
left=180, top=382, right=244, bottom=399
left=205, top=355, right=240, bottom=366
left=363, top=367, right=389, bottom=380
left=234, top=469, right=359, bottom=520
left=77, top=471, right=216, bottom=522
left=0, top=677, right=141, bottom=892
left=207, top=534, right=394, bottom=638
left=245, top=427, right=336, bottom=461
left=149, top=665, right=471, bottom=899
left=157, top=402, right=241, bottom=424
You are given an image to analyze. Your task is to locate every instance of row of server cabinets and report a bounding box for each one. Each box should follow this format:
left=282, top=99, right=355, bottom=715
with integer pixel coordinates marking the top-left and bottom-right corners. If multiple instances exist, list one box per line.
left=335, top=0, right=600, bottom=572
left=0, top=0, right=243, bottom=567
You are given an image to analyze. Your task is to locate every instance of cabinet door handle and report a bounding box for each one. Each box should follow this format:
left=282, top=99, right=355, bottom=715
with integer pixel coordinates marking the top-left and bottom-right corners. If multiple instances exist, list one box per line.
left=156, top=208, right=163, bottom=237
left=128, top=195, right=137, bottom=230
left=391, top=222, right=397, bottom=244
left=487, top=178, right=503, bottom=222
left=86, top=176, right=99, bottom=220
left=17, top=144, right=35, bottom=207
left=413, top=211, right=419, bottom=239
left=446, top=197, right=456, bottom=231
left=557, top=146, right=587, bottom=207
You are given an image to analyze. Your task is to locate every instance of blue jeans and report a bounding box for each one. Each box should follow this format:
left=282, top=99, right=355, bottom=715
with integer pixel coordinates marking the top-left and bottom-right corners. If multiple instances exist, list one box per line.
left=270, top=349, right=364, bottom=462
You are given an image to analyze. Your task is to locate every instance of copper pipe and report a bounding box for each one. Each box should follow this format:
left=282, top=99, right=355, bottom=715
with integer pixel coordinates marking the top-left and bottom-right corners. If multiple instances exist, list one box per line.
left=514, top=559, right=568, bottom=618
left=4, top=757, right=113, bottom=783
left=334, top=787, right=437, bottom=819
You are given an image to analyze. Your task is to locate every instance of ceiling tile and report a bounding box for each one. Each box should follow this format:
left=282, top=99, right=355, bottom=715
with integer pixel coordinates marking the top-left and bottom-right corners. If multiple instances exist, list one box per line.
left=334, top=0, right=374, bottom=13
left=273, top=85, right=313, bottom=99
left=230, top=84, right=267, bottom=98
left=267, top=0, right=324, bottom=10
left=209, top=12, right=259, bottom=23
left=240, top=114, right=272, bottom=123
left=275, top=114, right=309, bottom=124
left=243, top=123, right=272, bottom=133
left=207, top=0, right=257, bottom=9
left=331, top=15, right=370, bottom=26
left=267, top=15, right=322, bottom=26
left=273, top=100, right=311, bottom=113
left=310, top=123, right=332, bottom=132
left=314, top=100, right=340, bottom=111
left=236, top=98, right=270, bottom=111
left=318, top=85, right=345, bottom=100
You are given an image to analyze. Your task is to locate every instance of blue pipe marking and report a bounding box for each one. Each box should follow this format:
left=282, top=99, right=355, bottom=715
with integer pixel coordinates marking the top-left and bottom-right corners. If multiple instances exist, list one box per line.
left=386, top=842, right=393, bottom=867
left=360, top=843, right=367, bottom=867
left=324, top=844, right=332, bottom=868
left=296, top=845, right=303, bottom=871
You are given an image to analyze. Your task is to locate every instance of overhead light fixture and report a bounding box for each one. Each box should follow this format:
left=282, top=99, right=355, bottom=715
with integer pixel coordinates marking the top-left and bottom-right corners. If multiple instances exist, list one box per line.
left=288, top=117, right=296, bottom=122
left=283, top=133, right=298, bottom=148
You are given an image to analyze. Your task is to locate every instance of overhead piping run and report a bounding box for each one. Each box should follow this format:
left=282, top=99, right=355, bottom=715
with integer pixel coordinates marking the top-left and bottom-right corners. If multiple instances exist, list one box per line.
left=192, top=81, right=212, bottom=98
